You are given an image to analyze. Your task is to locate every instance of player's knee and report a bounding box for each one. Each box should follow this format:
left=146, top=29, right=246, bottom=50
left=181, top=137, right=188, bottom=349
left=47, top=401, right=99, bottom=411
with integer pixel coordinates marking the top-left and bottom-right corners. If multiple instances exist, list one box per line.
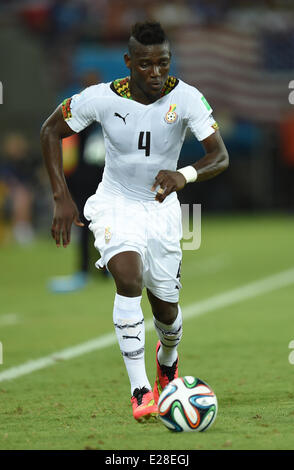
left=154, top=304, right=178, bottom=325
left=108, top=251, right=143, bottom=296
left=114, top=274, right=143, bottom=297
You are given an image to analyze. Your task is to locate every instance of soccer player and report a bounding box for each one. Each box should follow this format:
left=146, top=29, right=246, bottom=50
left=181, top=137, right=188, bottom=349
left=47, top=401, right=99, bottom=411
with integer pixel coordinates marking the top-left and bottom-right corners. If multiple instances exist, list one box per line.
left=41, top=21, right=229, bottom=421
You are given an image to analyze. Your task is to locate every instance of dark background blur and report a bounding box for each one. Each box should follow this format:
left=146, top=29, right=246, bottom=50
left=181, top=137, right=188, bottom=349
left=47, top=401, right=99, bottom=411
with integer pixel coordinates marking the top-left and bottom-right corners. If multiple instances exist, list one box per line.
left=0, top=0, right=294, bottom=246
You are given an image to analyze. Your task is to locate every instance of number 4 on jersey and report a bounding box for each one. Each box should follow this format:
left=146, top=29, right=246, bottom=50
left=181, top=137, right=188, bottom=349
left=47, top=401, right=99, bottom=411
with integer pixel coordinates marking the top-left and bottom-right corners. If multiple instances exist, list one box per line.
left=138, top=131, right=151, bottom=157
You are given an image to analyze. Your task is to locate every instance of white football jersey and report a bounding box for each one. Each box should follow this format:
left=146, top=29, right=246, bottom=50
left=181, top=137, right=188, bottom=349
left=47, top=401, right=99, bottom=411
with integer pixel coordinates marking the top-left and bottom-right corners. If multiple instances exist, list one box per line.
left=62, top=77, right=217, bottom=201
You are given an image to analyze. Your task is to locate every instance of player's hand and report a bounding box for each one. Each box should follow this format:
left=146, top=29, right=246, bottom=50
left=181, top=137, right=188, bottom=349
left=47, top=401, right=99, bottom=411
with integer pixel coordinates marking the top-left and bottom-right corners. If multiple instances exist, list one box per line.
left=51, top=195, right=84, bottom=247
left=151, top=170, right=187, bottom=203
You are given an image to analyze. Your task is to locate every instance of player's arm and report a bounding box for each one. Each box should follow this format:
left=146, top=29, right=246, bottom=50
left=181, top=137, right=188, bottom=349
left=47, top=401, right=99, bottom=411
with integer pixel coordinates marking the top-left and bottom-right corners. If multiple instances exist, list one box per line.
left=40, top=105, right=84, bottom=248
left=152, top=130, right=229, bottom=203
left=191, top=129, right=229, bottom=182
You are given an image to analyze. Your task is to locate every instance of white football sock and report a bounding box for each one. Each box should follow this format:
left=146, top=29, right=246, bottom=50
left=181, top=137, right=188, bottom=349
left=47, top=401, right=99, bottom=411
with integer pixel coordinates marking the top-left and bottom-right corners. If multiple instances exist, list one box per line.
left=153, top=305, right=183, bottom=367
left=113, top=293, right=151, bottom=395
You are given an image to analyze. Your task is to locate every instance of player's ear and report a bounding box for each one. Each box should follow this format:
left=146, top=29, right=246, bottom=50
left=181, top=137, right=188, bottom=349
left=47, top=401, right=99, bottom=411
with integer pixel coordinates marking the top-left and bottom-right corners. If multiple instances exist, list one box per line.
left=124, top=53, right=131, bottom=70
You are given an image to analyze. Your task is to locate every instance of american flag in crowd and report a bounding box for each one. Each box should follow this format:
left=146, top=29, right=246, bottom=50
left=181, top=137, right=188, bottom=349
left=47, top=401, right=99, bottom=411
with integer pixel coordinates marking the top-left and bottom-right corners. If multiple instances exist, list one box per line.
left=174, top=26, right=292, bottom=124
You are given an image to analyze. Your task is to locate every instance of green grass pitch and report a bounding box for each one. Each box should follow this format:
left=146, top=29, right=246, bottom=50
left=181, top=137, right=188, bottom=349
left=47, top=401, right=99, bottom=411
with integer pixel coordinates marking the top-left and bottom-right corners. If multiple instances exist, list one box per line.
left=0, top=214, right=294, bottom=450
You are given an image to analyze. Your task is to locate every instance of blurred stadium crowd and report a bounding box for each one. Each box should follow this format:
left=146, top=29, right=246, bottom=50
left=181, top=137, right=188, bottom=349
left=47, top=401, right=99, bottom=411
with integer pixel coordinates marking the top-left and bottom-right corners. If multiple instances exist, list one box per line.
left=0, top=0, right=294, bottom=245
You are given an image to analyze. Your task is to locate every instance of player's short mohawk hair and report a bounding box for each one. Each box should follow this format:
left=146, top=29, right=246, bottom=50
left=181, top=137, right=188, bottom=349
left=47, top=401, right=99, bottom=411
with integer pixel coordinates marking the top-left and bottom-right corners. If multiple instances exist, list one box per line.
left=130, top=21, right=167, bottom=46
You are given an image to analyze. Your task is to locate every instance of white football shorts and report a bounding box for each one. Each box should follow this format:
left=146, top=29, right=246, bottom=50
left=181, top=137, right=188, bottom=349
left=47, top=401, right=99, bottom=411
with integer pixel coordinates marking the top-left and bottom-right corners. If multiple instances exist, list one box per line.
left=84, top=184, right=183, bottom=303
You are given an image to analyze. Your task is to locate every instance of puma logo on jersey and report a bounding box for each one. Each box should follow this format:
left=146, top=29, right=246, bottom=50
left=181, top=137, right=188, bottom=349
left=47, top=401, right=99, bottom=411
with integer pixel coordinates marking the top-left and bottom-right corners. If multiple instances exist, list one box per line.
left=114, top=112, right=129, bottom=124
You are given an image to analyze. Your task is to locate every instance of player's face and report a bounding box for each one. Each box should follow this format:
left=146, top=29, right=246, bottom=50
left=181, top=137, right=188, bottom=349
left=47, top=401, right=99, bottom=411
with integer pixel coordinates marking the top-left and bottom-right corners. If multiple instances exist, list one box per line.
left=125, top=42, right=171, bottom=100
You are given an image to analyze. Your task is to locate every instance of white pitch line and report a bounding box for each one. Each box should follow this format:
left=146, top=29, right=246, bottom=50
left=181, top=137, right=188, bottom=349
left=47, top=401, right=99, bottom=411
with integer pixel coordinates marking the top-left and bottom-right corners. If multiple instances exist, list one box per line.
left=183, top=267, right=294, bottom=320
left=0, top=267, right=294, bottom=383
left=0, top=314, right=20, bottom=327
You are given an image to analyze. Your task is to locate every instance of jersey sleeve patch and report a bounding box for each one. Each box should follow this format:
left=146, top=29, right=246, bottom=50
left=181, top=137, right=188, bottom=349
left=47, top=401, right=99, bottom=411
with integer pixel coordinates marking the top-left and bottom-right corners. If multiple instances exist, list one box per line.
left=201, top=96, right=212, bottom=111
left=62, top=98, right=72, bottom=121
left=60, top=87, right=100, bottom=133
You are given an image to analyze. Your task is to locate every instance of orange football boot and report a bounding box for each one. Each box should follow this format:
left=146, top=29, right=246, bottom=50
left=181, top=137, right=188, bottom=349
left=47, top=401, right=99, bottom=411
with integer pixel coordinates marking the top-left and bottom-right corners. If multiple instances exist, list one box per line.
left=153, top=340, right=178, bottom=404
left=131, top=387, right=158, bottom=421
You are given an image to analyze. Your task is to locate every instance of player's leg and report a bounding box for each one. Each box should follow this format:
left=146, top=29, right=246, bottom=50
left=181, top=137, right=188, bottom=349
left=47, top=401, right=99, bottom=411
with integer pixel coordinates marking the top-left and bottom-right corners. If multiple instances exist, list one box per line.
left=143, top=197, right=183, bottom=403
left=147, top=290, right=182, bottom=364
left=108, top=250, right=143, bottom=297
left=107, top=251, right=157, bottom=420
left=147, top=289, right=182, bottom=403
left=84, top=190, right=156, bottom=418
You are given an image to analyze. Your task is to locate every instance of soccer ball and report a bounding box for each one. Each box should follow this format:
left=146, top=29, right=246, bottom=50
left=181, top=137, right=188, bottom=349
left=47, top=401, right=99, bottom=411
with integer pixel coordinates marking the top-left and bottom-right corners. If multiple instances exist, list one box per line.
left=158, top=376, right=218, bottom=432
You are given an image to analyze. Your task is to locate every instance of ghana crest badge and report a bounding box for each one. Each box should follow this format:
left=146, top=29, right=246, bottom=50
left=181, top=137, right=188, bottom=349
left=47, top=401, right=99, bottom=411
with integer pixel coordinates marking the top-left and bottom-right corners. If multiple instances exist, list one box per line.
left=165, top=104, right=178, bottom=124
